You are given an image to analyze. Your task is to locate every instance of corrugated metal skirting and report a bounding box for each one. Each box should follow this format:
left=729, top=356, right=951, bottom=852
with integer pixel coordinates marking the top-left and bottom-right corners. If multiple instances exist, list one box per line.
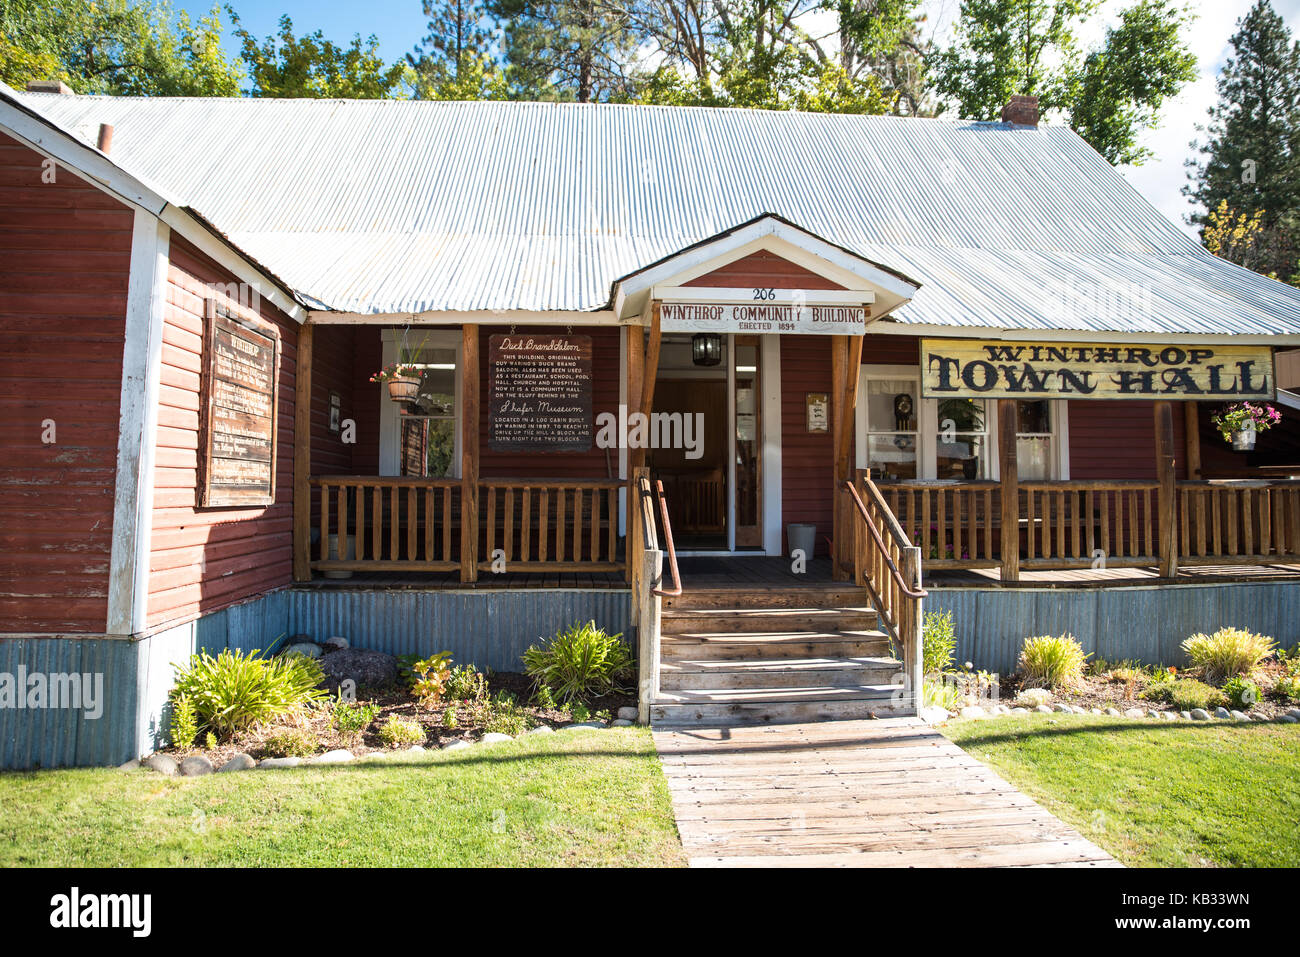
left=927, top=581, right=1300, bottom=675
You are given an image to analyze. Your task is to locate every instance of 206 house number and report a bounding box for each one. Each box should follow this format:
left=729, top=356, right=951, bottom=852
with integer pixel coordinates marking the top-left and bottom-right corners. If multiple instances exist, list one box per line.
left=752, top=288, right=777, bottom=300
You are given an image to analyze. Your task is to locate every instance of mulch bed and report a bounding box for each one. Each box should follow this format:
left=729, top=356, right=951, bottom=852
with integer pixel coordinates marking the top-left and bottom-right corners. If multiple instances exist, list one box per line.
left=163, top=671, right=637, bottom=766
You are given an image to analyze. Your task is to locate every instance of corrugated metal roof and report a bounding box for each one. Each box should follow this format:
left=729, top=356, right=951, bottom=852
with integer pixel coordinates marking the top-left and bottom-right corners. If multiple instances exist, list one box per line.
left=14, top=92, right=1300, bottom=336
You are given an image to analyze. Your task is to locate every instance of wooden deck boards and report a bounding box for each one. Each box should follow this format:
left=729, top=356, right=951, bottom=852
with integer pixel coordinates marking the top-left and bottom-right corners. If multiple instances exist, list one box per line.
left=653, top=718, right=1119, bottom=868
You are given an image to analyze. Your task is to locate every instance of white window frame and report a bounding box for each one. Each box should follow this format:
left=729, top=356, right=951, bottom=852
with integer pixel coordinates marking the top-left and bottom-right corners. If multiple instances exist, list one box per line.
left=379, top=329, right=463, bottom=478
left=855, top=366, right=1069, bottom=480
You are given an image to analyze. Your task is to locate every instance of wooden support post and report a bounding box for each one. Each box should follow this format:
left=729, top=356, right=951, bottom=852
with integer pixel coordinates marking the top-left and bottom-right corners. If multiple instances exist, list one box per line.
left=1155, top=400, right=1179, bottom=578
left=900, top=545, right=923, bottom=713
left=625, top=324, right=644, bottom=582
left=998, top=398, right=1020, bottom=582
left=460, top=324, right=479, bottom=582
left=1184, top=402, right=1202, bottom=480
left=830, top=336, right=850, bottom=580
left=292, top=322, right=313, bottom=582
left=630, top=465, right=649, bottom=620
left=640, top=301, right=662, bottom=423
left=637, top=545, right=663, bottom=725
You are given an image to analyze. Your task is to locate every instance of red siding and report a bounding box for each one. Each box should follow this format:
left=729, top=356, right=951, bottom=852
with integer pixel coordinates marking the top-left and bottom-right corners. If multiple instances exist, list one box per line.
left=310, top=325, right=360, bottom=476
left=148, top=238, right=298, bottom=628
left=0, top=133, right=131, bottom=633
left=1067, top=399, right=1188, bottom=480
left=863, top=333, right=920, bottom=366
left=686, top=250, right=846, bottom=290
left=781, top=336, right=835, bottom=554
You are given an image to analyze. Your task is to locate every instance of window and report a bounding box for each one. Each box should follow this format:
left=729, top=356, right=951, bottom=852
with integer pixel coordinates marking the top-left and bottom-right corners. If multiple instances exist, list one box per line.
left=935, top=397, right=989, bottom=480
left=380, top=333, right=460, bottom=478
left=863, top=374, right=918, bottom=480
left=1015, top=399, right=1054, bottom=481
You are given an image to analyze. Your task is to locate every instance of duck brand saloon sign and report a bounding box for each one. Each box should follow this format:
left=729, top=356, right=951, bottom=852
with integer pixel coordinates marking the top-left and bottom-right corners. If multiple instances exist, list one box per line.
left=920, top=339, right=1275, bottom=401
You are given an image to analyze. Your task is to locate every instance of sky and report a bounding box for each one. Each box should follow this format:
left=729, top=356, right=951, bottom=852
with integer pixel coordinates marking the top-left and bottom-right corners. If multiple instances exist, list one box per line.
left=181, top=0, right=1300, bottom=236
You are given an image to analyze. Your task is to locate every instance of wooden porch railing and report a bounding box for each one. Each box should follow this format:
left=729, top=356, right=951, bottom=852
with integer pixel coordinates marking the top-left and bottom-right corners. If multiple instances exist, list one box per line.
left=308, top=475, right=624, bottom=576
left=1177, top=480, right=1300, bottom=564
left=845, top=472, right=924, bottom=711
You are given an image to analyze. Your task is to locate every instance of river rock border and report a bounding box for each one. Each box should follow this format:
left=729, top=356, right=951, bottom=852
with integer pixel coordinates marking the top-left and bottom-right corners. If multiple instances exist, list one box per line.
left=950, top=705, right=1300, bottom=724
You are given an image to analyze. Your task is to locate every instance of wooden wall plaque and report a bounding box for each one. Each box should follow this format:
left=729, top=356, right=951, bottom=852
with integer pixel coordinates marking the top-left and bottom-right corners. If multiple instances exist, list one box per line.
left=198, top=299, right=281, bottom=507
left=488, top=334, right=592, bottom=452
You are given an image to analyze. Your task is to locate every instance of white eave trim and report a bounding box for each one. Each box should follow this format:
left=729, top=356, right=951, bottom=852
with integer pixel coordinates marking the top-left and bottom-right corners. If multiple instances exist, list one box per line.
left=307, top=309, right=620, bottom=326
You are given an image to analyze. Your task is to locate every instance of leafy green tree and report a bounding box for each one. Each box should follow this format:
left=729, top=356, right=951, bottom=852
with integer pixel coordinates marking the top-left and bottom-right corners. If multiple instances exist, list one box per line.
left=229, top=10, right=412, bottom=98
left=1, top=0, right=242, bottom=96
left=408, top=0, right=508, bottom=100
left=1185, top=0, right=1300, bottom=280
left=931, top=0, right=1196, bottom=165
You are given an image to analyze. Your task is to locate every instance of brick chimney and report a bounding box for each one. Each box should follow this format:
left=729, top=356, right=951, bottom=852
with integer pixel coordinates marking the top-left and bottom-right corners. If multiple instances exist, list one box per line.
left=25, top=80, right=74, bottom=95
left=1001, top=94, right=1040, bottom=127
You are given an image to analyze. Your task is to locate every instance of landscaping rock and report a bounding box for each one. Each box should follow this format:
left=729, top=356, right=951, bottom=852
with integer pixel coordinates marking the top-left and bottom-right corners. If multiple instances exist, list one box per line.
left=310, top=749, right=355, bottom=765
left=322, top=636, right=349, bottom=652
left=284, top=642, right=322, bottom=659
left=616, top=706, right=638, bottom=721
left=1033, top=705, right=1054, bottom=714
left=179, top=755, right=214, bottom=776
left=1124, top=708, right=1145, bottom=719
left=145, top=753, right=178, bottom=775
left=1288, top=708, right=1300, bottom=720
left=1104, top=707, right=1122, bottom=717
left=317, top=648, right=398, bottom=693
left=1214, top=707, right=1232, bottom=719
left=480, top=732, right=513, bottom=744
left=1072, top=705, right=1089, bottom=714
left=259, top=757, right=301, bottom=769
left=442, top=739, right=472, bottom=751
left=1147, top=709, right=1162, bottom=719
left=611, top=718, right=634, bottom=726
left=960, top=705, right=986, bottom=718
left=1010, top=707, right=1029, bottom=714
left=526, top=725, right=555, bottom=735
left=1051, top=703, right=1072, bottom=713
left=561, top=722, right=605, bottom=730
left=1159, top=711, right=1177, bottom=721
left=1089, top=708, right=1103, bottom=715
left=218, top=753, right=256, bottom=772
left=1190, top=708, right=1211, bottom=721
left=118, top=758, right=141, bottom=771
left=1278, top=715, right=1298, bottom=724
left=405, top=745, right=427, bottom=754
left=1230, top=710, right=1250, bottom=721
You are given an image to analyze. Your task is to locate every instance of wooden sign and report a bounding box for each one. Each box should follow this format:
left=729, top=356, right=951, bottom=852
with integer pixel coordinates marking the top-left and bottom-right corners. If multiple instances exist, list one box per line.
left=806, top=392, right=829, bottom=432
left=920, top=339, right=1275, bottom=401
left=199, top=300, right=280, bottom=506
left=488, top=334, right=592, bottom=451
left=661, top=301, right=868, bottom=336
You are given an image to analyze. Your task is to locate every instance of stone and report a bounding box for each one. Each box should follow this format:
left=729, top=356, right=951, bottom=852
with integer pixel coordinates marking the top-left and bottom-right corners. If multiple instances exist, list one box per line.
left=317, top=648, right=398, bottom=693
left=480, top=732, right=513, bottom=744
left=284, top=642, right=322, bottom=659
left=1089, top=708, right=1103, bottom=715
left=1230, top=710, right=1250, bottom=721
left=1034, top=705, right=1054, bottom=714
left=960, top=706, right=986, bottom=718
left=1278, top=715, right=1298, bottom=724
left=404, top=745, right=427, bottom=754
left=442, top=739, right=471, bottom=751
left=259, top=756, right=301, bottom=769
left=611, top=718, right=634, bottom=726
left=1104, top=707, right=1122, bottom=716
left=1051, top=703, right=1072, bottom=713
left=322, top=636, right=349, bottom=652
left=1072, top=705, right=1089, bottom=714
left=145, top=753, right=178, bottom=775
left=919, top=705, right=950, bottom=724
left=1147, top=709, right=1162, bottom=719
left=1214, top=707, right=1232, bottom=719
left=526, top=725, right=555, bottom=735
left=309, top=749, right=354, bottom=765
left=560, top=722, right=605, bottom=730
left=1288, top=708, right=1300, bottom=720
left=217, top=753, right=256, bottom=772
left=1179, top=711, right=1192, bottom=720
left=1124, top=708, right=1145, bottom=719
left=118, top=758, right=141, bottom=771
left=1010, top=707, right=1029, bottom=714
left=1190, top=708, right=1211, bottom=721
left=616, top=706, right=638, bottom=721
left=1159, top=711, right=1177, bottom=721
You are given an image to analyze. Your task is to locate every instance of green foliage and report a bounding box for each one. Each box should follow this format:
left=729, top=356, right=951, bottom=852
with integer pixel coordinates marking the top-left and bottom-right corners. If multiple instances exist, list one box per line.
left=331, top=699, right=380, bottom=742
left=230, top=11, right=411, bottom=98
left=263, top=728, right=319, bottom=758
left=170, top=648, right=326, bottom=741
left=533, top=684, right=557, bottom=709
left=487, top=0, right=639, bottom=102
left=204, top=731, right=218, bottom=751
left=922, top=610, right=958, bottom=678
left=441, top=707, right=458, bottom=729
left=377, top=715, right=425, bottom=748
left=169, top=694, right=198, bottom=749
left=1274, top=675, right=1300, bottom=702
left=483, top=697, right=532, bottom=736
left=523, top=621, right=633, bottom=703
left=571, top=702, right=591, bottom=722
left=446, top=663, right=488, bottom=702
left=1182, top=628, right=1276, bottom=684
left=410, top=652, right=454, bottom=708
left=1013, top=687, right=1054, bottom=708
left=1221, top=676, right=1260, bottom=710
left=924, top=677, right=963, bottom=711
left=1, top=0, right=243, bottom=95
left=1145, top=677, right=1224, bottom=711
left=1017, top=634, right=1090, bottom=690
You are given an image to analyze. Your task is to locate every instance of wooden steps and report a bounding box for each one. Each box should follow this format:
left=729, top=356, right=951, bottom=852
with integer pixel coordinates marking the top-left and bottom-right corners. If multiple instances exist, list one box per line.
left=650, top=593, right=909, bottom=727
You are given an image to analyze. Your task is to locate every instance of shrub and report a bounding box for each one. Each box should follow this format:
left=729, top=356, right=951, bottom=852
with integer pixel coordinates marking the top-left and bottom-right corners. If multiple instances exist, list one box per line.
left=924, top=677, right=963, bottom=711
left=170, top=648, right=326, bottom=740
left=1274, top=675, right=1300, bottom=702
left=204, top=731, right=218, bottom=751
left=332, top=699, right=380, bottom=742
left=484, top=704, right=531, bottom=736
left=922, top=610, right=957, bottom=678
left=377, top=715, right=425, bottom=748
left=264, top=728, right=318, bottom=758
left=446, top=664, right=487, bottom=702
left=1013, top=687, right=1053, bottom=708
left=523, top=621, right=633, bottom=702
left=441, top=707, right=458, bottom=729
left=1158, top=679, right=1224, bottom=712
left=1018, top=634, right=1090, bottom=690
left=169, top=694, right=198, bottom=749
left=533, top=684, right=557, bottom=709
left=1182, top=628, right=1275, bottom=684
left=1221, top=676, right=1260, bottom=710
left=410, top=653, right=453, bottom=707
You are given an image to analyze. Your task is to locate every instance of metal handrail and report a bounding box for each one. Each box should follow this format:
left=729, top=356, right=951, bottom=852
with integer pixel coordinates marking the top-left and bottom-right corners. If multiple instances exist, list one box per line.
left=651, top=479, right=682, bottom=598
left=843, top=479, right=927, bottom=600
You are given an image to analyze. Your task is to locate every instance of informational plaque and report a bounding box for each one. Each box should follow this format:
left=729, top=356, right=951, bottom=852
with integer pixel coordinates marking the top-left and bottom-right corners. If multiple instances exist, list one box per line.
left=920, top=339, right=1275, bottom=401
left=199, top=300, right=280, bottom=506
left=488, top=334, right=592, bottom=452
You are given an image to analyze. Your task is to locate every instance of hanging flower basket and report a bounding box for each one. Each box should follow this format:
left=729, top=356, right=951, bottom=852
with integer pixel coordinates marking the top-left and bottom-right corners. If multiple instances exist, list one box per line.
left=370, top=363, right=421, bottom=403
left=1211, top=402, right=1280, bottom=452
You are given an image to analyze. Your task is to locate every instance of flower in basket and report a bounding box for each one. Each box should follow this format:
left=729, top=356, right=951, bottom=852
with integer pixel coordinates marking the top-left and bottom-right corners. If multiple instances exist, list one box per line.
left=1210, top=402, right=1281, bottom=442
left=369, top=362, right=421, bottom=384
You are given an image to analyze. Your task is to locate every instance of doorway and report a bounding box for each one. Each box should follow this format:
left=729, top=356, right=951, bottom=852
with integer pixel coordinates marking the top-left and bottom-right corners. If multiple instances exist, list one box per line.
left=648, top=334, right=764, bottom=551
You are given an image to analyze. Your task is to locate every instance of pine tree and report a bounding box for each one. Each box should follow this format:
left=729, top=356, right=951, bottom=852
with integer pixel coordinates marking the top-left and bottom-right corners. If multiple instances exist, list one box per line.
left=409, top=0, right=506, bottom=100
left=1186, top=0, right=1300, bottom=281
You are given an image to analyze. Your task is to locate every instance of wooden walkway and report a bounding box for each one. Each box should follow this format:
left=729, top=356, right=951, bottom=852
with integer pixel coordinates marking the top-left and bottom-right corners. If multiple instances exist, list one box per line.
left=653, top=718, right=1120, bottom=868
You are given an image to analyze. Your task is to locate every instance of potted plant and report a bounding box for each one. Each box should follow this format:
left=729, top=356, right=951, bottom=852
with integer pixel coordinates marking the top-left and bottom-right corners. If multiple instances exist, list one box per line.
left=1210, top=402, right=1281, bottom=451
left=370, top=362, right=421, bottom=402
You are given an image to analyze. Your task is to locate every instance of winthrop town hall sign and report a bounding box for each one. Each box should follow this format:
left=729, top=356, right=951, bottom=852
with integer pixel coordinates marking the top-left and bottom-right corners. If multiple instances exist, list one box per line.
left=920, top=339, right=1275, bottom=400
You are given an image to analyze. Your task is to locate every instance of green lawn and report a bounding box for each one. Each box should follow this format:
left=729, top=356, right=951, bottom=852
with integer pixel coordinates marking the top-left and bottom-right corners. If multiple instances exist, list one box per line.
left=942, top=715, right=1300, bottom=868
left=0, top=728, right=684, bottom=867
